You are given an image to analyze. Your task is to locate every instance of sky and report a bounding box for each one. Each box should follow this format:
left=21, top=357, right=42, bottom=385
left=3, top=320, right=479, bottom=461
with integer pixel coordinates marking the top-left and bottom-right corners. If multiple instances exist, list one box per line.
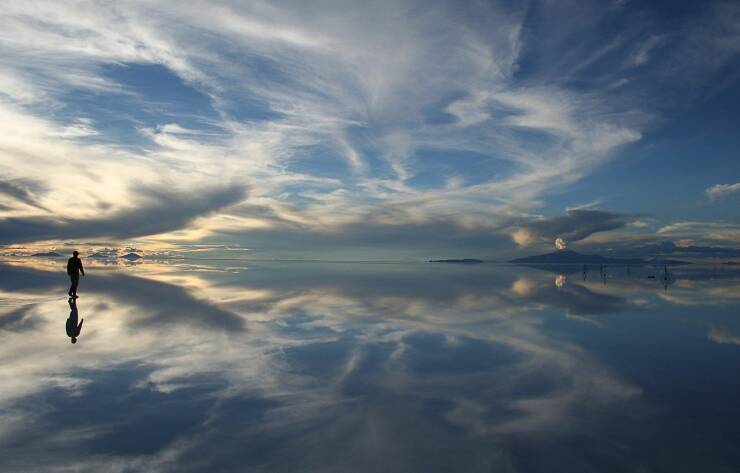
left=0, top=0, right=739, bottom=260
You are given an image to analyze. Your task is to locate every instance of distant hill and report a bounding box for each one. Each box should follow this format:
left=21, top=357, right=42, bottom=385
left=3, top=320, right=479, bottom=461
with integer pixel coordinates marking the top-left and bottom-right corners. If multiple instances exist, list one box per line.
left=646, top=258, right=691, bottom=266
left=31, top=251, right=62, bottom=257
left=510, top=250, right=648, bottom=266
left=121, top=252, right=143, bottom=260
left=88, top=252, right=116, bottom=259
left=631, top=241, right=740, bottom=258
left=429, top=259, right=484, bottom=264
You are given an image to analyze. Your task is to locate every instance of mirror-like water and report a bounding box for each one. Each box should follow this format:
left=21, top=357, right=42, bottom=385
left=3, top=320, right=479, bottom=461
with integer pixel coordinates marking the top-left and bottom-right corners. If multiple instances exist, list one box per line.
left=1, top=259, right=739, bottom=472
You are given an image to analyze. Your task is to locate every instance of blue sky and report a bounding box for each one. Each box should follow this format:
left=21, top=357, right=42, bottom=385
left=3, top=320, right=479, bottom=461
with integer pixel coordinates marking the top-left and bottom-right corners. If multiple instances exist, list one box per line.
left=0, top=0, right=738, bottom=259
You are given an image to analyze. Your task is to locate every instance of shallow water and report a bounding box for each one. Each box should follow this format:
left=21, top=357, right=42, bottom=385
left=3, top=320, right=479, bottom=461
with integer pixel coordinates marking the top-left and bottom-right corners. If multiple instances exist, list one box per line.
left=1, top=259, right=740, bottom=472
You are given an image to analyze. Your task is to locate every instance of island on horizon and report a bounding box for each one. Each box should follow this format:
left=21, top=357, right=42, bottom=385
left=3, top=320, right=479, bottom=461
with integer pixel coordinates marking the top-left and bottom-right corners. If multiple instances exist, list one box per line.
left=30, top=251, right=63, bottom=258
left=428, top=258, right=485, bottom=264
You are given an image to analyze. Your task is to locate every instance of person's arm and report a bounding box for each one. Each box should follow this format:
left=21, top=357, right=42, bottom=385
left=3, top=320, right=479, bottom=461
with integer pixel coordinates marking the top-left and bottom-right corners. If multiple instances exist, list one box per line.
left=77, top=319, right=84, bottom=333
left=80, top=260, right=85, bottom=276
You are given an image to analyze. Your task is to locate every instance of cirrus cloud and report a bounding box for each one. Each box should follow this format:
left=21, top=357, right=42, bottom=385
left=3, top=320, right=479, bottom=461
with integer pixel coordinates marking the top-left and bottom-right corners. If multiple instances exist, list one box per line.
left=706, top=182, right=740, bottom=201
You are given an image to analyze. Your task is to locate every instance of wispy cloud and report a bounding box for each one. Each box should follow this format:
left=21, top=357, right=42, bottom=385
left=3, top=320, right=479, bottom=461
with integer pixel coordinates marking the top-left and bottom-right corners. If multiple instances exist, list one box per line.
left=0, top=1, right=737, bottom=253
left=0, top=178, right=48, bottom=211
left=657, top=221, right=740, bottom=244
left=629, top=34, right=667, bottom=67
left=708, top=327, right=740, bottom=345
left=706, top=182, right=740, bottom=201
left=0, top=184, right=246, bottom=244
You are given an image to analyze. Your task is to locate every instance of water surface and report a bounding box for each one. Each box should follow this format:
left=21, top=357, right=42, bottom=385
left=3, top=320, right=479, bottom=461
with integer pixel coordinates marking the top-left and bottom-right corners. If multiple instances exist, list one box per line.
left=1, top=259, right=739, bottom=472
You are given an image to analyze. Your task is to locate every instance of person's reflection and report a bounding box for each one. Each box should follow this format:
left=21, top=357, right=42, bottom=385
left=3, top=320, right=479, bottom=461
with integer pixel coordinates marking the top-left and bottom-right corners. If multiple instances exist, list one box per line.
left=66, top=298, right=84, bottom=344
left=663, top=265, right=670, bottom=291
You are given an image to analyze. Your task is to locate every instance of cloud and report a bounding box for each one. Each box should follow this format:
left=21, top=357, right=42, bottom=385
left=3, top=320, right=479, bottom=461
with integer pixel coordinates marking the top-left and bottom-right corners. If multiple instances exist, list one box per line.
left=573, top=230, right=740, bottom=258
left=0, top=0, right=646, bottom=251
left=629, top=34, right=667, bottom=67
left=656, top=221, right=740, bottom=245
left=509, top=209, right=634, bottom=248
left=211, top=216, right=515, bottom=260
left=708, top=327, right=740, bottom=346
left=0, top=184, right=246, bottom=244
left=0, top=178, right=48, bottom=211
left=0, top=0, right=736, bottom=255
left=555, top=237, right=567, bottom=250
left=706, top=182, right=740, bottom=201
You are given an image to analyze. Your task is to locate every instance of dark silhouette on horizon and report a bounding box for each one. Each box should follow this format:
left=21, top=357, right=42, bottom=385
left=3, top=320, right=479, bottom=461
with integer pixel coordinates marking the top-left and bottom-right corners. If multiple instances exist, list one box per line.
left=509, top=249, right=690, bottom=267
left=67, top=251, right=85, bottom=298
left=66, top=298, right=83, bottom=344
left=428, top=258, right=484, bottom=264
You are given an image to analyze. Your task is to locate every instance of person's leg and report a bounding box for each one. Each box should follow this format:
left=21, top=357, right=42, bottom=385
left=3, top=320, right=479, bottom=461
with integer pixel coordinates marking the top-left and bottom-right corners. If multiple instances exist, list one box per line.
left=71, top=274, right=79, bottom=297
left=69, top=275, right=74, bottom=296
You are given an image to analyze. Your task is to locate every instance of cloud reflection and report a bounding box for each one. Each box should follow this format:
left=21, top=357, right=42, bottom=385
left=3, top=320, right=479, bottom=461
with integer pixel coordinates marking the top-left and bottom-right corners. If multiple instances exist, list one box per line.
left=1, top=260, right=739, bottom=471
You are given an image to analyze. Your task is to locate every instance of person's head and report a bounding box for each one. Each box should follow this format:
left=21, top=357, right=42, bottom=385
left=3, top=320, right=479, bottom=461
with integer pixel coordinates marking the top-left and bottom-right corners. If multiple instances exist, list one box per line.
left=73, top=250, right=79, bottom=257
left=71, top=337, right=77, bottom=344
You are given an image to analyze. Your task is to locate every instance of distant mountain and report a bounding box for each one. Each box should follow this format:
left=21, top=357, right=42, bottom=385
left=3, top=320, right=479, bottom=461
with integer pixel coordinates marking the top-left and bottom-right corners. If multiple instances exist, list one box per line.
left=120, top=252, right=143, bottom=260
left=510, top=250, right=648, bottom=266
left=31, top=251, right=62, bottom=257
left=88, top=252, right=116, bottom=259
left=646, top=258, right=691, bottom=266
left=429, top=259, right=484, bottom=264
left=622, top=240, right=740, bottom=258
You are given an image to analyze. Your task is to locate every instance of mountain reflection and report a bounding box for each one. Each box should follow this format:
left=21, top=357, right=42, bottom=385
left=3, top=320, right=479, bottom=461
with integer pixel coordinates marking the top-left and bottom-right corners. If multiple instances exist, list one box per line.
left=1, top=260, right=740, bottom=472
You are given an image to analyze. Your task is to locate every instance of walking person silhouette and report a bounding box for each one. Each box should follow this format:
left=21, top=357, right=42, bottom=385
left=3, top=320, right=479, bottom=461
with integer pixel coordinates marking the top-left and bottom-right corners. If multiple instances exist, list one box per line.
left=67, top=251, right=85, bottom=298
left=66, top=298, right=83, bottom=344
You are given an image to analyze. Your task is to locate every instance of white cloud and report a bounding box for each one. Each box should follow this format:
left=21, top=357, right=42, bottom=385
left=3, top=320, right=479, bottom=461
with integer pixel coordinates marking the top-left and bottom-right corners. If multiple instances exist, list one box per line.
left=0, top=0, right=732, bottom=250
left=656, top=221, right=740, bottom=244
left=627, top=219, right=650, bottom=228
left=630, top=34, right=667, bottom=67
left=706, top=182, right=740, bottom=201
left=708, top=327, right=740, bottom=345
